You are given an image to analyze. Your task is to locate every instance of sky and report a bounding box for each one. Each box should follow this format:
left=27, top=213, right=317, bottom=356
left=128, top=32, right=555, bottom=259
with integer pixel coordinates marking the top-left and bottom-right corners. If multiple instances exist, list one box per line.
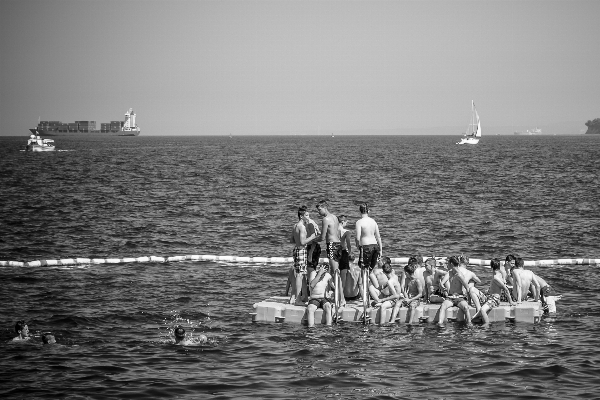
left=1, top=0, right=599, bottom=136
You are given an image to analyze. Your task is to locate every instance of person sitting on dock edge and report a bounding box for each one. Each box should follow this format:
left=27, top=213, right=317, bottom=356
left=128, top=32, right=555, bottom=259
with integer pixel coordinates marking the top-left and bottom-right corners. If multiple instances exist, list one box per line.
left=471, top=258, right=516, bottom=326
left=397, top=262, right=424, bottom=324
left=369, top=257, right=401, bottom=324
left=423, top=257, right=449, bottom=303
left=433, top=256, right=474, bottom=327
left=307, top=263, right=335, bottom=327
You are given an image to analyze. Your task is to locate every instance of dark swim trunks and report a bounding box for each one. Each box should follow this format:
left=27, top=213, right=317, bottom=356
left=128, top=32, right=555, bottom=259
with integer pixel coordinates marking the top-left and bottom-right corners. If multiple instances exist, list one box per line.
left=307, top=242, right=321, bottom=269
left=326, top=242, right=342, bottom=262
left=308, top=297, right=331, bottom=309
left=446, top=295, right=467, bottom=307
left=339, top=249, right=350, bottom=270
left=345, top=293, right=361, bottom=301
left=358, top=244, right=380, bottom=270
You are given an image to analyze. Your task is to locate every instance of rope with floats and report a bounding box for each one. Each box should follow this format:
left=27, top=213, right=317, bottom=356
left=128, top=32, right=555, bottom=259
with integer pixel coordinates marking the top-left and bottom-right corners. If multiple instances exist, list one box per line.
left=1, top=255, right=599, bottom=268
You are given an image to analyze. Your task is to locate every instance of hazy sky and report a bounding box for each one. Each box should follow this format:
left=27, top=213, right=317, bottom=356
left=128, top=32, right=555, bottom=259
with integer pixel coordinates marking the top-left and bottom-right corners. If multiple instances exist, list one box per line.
left=1, top=0, right=599, bottom=136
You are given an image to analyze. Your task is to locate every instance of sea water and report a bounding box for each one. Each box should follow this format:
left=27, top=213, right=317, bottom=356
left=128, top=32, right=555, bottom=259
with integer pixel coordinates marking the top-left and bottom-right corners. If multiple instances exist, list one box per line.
left=1, top=134, right=599, bottom=399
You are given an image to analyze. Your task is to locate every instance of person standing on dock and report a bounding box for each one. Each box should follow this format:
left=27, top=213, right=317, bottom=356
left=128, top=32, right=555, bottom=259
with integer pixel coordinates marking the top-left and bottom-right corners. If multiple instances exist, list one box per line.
left=315, top=200, right=342, bottom=274
left=290, top=207, right=319, bottom=306
left=355, top=203, right=382, bottom=271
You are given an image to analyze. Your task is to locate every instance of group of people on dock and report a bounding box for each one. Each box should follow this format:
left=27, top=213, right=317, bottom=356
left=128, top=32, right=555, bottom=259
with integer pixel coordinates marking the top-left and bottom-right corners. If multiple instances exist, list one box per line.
left=290, top=201, right=556, bottom=327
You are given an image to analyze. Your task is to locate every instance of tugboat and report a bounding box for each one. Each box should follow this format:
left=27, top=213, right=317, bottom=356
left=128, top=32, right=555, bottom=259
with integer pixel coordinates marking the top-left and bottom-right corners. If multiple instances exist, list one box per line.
left=25, top=130, right=55, bottom=152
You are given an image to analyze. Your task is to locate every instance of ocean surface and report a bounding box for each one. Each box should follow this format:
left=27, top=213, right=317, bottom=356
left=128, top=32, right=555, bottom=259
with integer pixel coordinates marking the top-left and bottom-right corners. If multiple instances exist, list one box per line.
left=1, top=134, right=599, bottom=399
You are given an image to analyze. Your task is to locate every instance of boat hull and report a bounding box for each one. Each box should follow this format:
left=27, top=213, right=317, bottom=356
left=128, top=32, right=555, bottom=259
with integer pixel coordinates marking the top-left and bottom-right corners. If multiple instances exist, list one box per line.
left=26, top=144, right=55, bottom=152
left=31, top=129, right=140, bottom=137
left=457, top=137, right=479, bottom=145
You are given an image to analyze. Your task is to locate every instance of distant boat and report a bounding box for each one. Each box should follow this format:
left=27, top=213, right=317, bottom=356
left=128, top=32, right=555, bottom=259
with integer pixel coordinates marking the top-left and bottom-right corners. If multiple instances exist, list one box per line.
left=457, top=100, right=481, bottom=145
left=514, top=127, right=541, bottom=135
left=26, top=130, right=55, bottom=152
left=229, top=132, right=232, bottom=139
left=331, top=132, right=334, bottom=138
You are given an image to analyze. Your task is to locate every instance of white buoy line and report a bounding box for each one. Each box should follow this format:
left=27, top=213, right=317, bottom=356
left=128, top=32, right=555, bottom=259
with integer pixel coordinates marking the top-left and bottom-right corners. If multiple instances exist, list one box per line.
left=0, top=255, right=598, bottom=268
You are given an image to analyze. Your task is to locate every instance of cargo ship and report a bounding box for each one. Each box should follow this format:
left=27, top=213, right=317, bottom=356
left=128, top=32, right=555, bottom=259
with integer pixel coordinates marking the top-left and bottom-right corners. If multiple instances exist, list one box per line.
left=30, top=108, right=140, bottom=136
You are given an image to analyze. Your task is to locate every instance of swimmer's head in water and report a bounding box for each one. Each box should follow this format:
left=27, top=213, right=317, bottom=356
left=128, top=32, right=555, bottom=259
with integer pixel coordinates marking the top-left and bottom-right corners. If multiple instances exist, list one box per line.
left=42, top=334, right=56, bottom=344
left=174, top=326, right=186, bottom=339
left=15, top=320, right=27, bottom=334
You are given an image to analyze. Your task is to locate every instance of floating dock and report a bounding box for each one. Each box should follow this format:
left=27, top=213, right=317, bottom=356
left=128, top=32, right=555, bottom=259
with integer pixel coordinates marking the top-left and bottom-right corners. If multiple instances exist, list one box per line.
left=251, top=296, right=544, bottom=325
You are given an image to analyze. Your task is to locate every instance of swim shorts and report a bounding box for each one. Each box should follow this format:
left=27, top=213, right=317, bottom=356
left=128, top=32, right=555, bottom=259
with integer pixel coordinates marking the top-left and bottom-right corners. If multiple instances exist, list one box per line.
left=326, top=242, right=342, bottom=262
left=483, top=293, right=501, bottom=309
left=432, top=288, right=447, bottom=298
left=358, top=244, right=380, bottom=270
left=500, top=285, right=516, bottom=302
left=339, top=249, right=350, bottom=270
left=470, top=289, right=487, bottom=307
left=345, top=293, right=361, bottom=301
left=446, top=295, right=466, bottom=307
left=307, top=242, right=321, bottom=269
left=293, top=246, right=307, bottom=275
left=308, top=297, right=330, bottom=309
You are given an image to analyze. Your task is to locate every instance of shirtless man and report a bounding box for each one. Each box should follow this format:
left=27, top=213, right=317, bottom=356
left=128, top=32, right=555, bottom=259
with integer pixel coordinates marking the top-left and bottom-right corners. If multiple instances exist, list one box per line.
left=355, top=203, right=382, bottom=271
left=399, top=263, right=424, bottom=324
left=338, top=215, right=360, bottom=301
left=307, top=263, right=335, bottom=327
left=12, top=320, right=30, bottom=341
left=316, top=200, right=342, bottom=274
left=369, top=257, right=401, bottom=324
left=511, top=257, right=540, bottom=303
left=471, top=259, right=516, bottom=326
left=290, top=207, right=319, bottom=305
left=433, top=256, right=474, bottom=327
left=423, top=258, right=449, bottom=303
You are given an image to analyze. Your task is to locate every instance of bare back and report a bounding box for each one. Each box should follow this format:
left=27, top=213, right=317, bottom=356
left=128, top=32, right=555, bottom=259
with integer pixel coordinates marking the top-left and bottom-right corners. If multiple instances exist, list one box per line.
left=321, top=213, right=340, bottom=243
left=355, top=215, right=380, bottom=246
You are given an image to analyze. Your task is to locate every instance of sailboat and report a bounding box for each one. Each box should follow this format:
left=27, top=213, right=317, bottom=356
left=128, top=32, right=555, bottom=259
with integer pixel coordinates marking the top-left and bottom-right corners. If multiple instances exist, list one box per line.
left=457, top=100, right=481, bottom=145
left=331, top=132, right=334, bottom=138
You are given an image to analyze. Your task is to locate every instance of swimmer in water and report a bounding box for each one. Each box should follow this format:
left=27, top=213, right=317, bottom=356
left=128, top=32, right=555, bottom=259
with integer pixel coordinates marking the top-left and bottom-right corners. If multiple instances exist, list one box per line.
left=42, top=334, right=57, bottom=344
left=173, top=326, right=207, bottom=346
left=12, top=320, right=30, bottom=341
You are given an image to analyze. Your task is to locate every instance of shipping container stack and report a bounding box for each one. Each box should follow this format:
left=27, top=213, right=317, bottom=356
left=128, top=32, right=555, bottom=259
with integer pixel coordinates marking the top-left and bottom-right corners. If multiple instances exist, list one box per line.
left=110, top=121, right=121, bottom=133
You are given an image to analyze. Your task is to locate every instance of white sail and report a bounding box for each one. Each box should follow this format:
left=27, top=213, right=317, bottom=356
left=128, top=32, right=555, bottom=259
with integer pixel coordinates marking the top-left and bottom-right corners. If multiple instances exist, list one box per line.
left=457, top=100, right=480, bottom=145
